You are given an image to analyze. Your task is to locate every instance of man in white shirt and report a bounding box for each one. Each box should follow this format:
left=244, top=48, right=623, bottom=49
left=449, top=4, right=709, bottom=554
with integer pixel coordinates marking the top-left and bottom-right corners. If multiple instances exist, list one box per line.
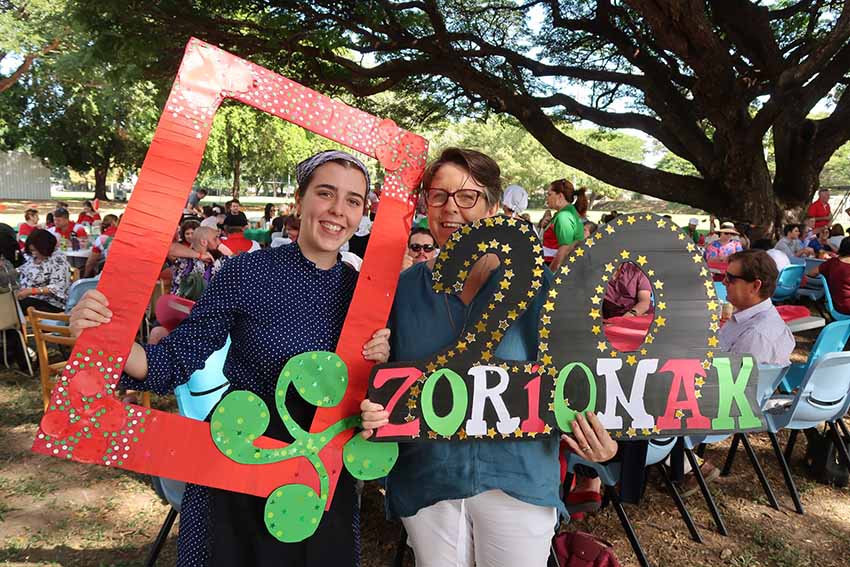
left=719, top=249, right=795, bottom=365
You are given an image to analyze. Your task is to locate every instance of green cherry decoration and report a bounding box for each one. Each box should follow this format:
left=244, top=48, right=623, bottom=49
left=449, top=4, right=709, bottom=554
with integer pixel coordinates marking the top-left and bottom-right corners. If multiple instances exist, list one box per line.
left=343, top=432, right=399, bottom=480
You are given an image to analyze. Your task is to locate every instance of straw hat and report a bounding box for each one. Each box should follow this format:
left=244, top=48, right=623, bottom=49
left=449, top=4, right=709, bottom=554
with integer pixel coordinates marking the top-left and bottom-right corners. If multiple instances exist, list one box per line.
left=718, top=222, right=739, bottom=235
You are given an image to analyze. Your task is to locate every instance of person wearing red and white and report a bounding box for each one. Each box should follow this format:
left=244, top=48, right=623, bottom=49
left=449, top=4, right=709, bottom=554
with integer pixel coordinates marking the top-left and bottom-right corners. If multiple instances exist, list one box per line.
left=807, top=188, right=831, bottom=229
left=48, top=207, right=88, bottom=243
left=17, top=208, right=40, bottom=250
left=541, top=179, right=586, bottom=271
left=221, top=214, right=261, bottom=254
left=77, top=200, right=101, bottom=225
left=83, top=214, right=119, bottom=277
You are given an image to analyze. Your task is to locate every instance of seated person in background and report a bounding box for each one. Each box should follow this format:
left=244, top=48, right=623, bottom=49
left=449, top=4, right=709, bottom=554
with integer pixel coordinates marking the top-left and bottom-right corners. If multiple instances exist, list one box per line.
left=719, top=249, right=795, bottom=366
left=77, top=200, right=101, bottom=225
left=16, top=229, right=71, bottom=313
left=801, top=217, right=816, bottom=245
left=179, top=219, right=201, bottom=245
left=48, top=207, right=88, bottom=246
left=703, top=222, right=743, bottom=263
left=83, top=214, right=119, bottom=277
left=683, top=217, right=700, bottom=244
left=224, top=198, right=249, bottom=226
left=774, top=223, right=814, bottom=259
left=200, top=204, right=225, bottom=229
left=401, top=227, right=437, bottom=271
left=751, top=239, right=789, bottom=272
left=584, top=221, right=598, bottom=239
left=828, top=223, right=845, bottom=250
left=815, top=237, right=850, bottom=315
left=271, top=215, right=301, bottom=248
left=808, top=225, right=838, bottom=257
left=602, top=261, right=653, bottom=319
left=220, top=214, right=260, bottom=254
left=170, top=226, right=229, bottom=295
left=17, top=208, right=40, bottom=249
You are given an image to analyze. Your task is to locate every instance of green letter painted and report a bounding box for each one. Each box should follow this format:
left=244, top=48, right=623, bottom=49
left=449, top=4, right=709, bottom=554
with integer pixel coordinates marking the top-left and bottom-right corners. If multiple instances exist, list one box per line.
left=711, top=357, right=762, bottom=430
left=554, top=362, right=597, bottom=433
left=421, top=368, right=468, bottom=437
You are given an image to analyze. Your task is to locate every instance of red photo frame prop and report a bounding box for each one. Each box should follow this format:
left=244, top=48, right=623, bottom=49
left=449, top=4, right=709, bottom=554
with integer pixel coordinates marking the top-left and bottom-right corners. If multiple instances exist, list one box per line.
left=31, top=38, right=426, bottom=508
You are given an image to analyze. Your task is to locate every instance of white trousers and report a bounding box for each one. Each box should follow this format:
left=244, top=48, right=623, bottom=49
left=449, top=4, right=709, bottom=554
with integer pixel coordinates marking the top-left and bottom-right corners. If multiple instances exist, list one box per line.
left=401, top=489, right=557, bottom=567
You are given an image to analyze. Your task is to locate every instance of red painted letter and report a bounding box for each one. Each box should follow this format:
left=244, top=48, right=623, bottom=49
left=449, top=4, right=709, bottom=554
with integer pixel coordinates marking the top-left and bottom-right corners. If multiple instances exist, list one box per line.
left=656, top=359, right=710, bottom=430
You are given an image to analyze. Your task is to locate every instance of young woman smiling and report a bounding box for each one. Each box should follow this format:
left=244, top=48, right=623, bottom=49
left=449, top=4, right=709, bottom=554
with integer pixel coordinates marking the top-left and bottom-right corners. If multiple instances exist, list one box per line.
left=70, top=150, right=391, bottom=567
left=360, top=148, right=616, bottom=567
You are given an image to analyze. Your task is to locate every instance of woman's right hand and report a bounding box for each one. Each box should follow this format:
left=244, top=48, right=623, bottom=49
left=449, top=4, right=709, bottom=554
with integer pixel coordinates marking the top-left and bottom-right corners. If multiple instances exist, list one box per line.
left=359, top=399, right=389, bottom=439
left=69, top=289, right=113, bottom=339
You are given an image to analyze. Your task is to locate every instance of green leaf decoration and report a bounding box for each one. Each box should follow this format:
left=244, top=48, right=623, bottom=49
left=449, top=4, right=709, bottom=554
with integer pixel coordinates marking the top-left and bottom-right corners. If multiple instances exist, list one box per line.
left=278, top=351, right=348, bottom=408
left=264, top=483, right=325, bottom=543
left=210, top=391, right=273, bottom=464
left=343, top=433, right=399, bottom=480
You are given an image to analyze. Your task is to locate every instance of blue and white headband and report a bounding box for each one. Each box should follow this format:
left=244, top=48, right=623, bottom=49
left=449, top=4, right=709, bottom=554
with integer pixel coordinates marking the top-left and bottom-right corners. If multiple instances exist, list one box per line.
left=295, top=150, right=371, bottom=191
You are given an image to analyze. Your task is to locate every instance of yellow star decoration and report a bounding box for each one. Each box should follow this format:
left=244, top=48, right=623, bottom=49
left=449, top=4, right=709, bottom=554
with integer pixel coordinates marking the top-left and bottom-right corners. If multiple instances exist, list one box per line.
left=532, top=267, right=544, bottom=277
left=595, top=232, right=603, bottom=240
left=626, top=354, right=638, bottom=366
left=707, top=336, right=719, bottom=347
left=654, top=316, right=666, bottom=327
left=457, top=341, right=468, bottom=352
left=481, top=351, right=493, bottom=362
left=692, top=253, right=703, bottom=263
left=686, top=242, right=696, bottom=252
left=706, top=351, right=714, bottom=358
left=695, top=390, right=702, bottom=399
left=636, top=255, right=648, bottom=266
left=590, top=295, right=601, bottom=305
left=644, top=214, right=652, bottom=221
left=543, top=424, right=553, bottom=434
left=626, top=215, right=636, bottom=224
left=656, top=219, right=666, bottom=228
left=652, top=425, right=661, bottom=434
left=477, top=242, right=488, bottom=252
left=615, top=431, right=623, bottom=438
left=544, top=301, right=555, bottom=312
left=407, top=399, right=417, bottom=409
left=616, top=218, right=624, bottom=226
left=434, top=282, right=445, bottom=293
left=428, top=431, right=438, bottom=439
left=707, top=300, right=718, bottom=311
left=461, top=225, right=472, bottom=234
left=542, top=354, right=553, bottom=365
left=506, top=217, right=516, bottom=226
left=678, top=233, right=686, bottom=240
left=645, top=334, right=655, bottom=344
left=444, top=240, right=455, bottom=250
left=528, top=431, right=538, bottom=438
left=627, top=427, right=637, bottom=438
left=595, top=285, right=605, bottom=294
left=640, top=348, right=648, bottom=355
left=675, top=409, right=685, bottom=419
left=586, top=238, right=595, bottom=248
left=475, top=321, right=487, bottom=332
left=605, top=225, right=616, bottom=235
left=709, top=322, right=719, bottom=332
left=605, top=262, right=615, bottom=273
left=507, top=309, right=519, bottom=320
left=700, top=267, right=709, bottom=277
left=575, top=247, right=585, bottom=257
left=702, top=360, right=712, bottom=370
left=501, top=243, right=512, bottom=254
left=490, top=330, right=504, bottom=341
left=518, top=223, right=529, bottom=233
left=504, top=269, right=515, bottom=280
left=561, top=266, right=571, bottom=275
left=592, top=325, right=602, bottom=335
left=610, top=351, right=618, bottom=357
left=458, top=428, right=468, bottom=440
left=656, top=301, right=667, bottom=310
left=488, top=238, right=499, bottom=248
left=641, top=428, right=651, bottom=436
left=647, top=269, right=655, bottom=277
left=436, top=354, right=447, bottom=365
left=426, top=362, right=437, bottom=373
left=589, top=308, right=601, bottom=320
left=499, top=279, right=510, bottom=290
left=597, top=341, right=607, bottom=352
left=542, top=314, right=551, bottom=324
left=540, top=328, right=550, bottom=338
left=487, top=428, right=497, bottom=439
left=494, top=292, right=505, bottom=301
left=695, top=377, right=706, bottom=387
left=410, top=385, right=421, bottom=397
left=465, top=333, right=475, bottom=343
left=514, top=428, right=524, bottom=438
left=620, top=249, right=631, bottom=259
left=654, top=280, right=664, bottom=290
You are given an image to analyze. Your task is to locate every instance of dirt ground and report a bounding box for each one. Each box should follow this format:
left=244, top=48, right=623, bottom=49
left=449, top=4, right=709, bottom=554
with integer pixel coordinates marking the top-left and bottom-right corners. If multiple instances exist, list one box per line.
left=1, top=334, right=849, bottom=566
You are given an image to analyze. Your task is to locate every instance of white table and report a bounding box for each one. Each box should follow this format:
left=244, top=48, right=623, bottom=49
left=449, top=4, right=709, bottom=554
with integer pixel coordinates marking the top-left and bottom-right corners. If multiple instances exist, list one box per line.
left=787, top=316, right=826, bottom=333
left=62, top=249, right=92, bottom=269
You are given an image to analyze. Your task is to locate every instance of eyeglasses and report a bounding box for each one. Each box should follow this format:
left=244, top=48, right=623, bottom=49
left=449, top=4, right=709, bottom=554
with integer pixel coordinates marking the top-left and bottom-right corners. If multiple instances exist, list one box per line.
left=723, top=271, right=755, bottom=283
left=423, top=188, right=483, bottom=209
left=409, top=243, right=435, bottom=253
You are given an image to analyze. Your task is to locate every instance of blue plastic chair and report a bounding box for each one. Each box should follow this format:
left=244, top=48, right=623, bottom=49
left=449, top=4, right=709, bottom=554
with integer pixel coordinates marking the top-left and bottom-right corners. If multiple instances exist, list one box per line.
left=760, top=352, right=850, bottom=514
left=820, top=274, right=850, bottom=321
left=779, top=319, right=850, bottom=393
left=713, top=281, right=727, bottom=303
left=566, top=437, right=703, bottom=566
left=146, top=338, right=230, bottom=566
left=772, top=264, right=805, bottom=303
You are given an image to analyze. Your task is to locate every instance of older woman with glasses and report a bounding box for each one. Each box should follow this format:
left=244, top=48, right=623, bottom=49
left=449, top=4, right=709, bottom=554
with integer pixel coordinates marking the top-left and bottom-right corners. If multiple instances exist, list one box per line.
left=361, top=147, right=616, bottom=567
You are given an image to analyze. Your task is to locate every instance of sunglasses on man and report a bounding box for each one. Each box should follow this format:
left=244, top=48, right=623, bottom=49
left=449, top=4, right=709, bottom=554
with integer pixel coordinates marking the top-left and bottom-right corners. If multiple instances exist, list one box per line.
left=723, top=271, right=756, bottom=283
left=409, top=243, right=435, bottom=253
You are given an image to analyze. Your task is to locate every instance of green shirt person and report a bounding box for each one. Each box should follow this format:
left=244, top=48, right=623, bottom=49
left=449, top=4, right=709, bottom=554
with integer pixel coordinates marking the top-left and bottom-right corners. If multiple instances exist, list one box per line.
left=542, top=179, right=586, bottom=272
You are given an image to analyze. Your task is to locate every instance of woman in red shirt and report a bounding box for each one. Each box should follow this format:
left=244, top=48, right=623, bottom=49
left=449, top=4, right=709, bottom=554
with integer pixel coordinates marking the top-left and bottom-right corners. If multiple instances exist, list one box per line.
left=17, top=208, right=40, bottom=249
left=77, top=200, right=101, bottom=224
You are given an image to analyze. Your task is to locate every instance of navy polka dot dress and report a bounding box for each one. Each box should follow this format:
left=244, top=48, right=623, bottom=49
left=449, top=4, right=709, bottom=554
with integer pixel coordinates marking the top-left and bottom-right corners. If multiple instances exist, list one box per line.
left=122, top=244, right=359, bottom=566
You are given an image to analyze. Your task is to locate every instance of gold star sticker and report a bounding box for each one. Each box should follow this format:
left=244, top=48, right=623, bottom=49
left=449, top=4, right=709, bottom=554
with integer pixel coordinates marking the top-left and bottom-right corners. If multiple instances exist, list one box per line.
left=458, top=428, right=468, bottom=440
left=595, top=285, right=604, bottom=294
left=490, top=330, right=504, bottom=341
left=541, top=354, right=553, bottom=365
left=709, top=322, right=719, bottom=332
left=605, top=225, right=615, bottom=234
left=605, top=263, right=615, bottom=273
left=528, top=431, right=538, bottom=438
left=437, top=354, right=447, bottom=365
left=707, top=288, right=716, bottom=298
left=428, top=430, right=438, bottom=439
left=548, top=289, right=559, bottom=298
left=494, top=292, right=505, bottom=301
left=627, top=215, right=636, bottom=224
left=444, top=240, right=455, bottom=250
left=407, top=399, right=417, bottom=409
left=453, top=281, right=464, bottom=292
left=589, top=308, right=601, bottom=320
left=707, top=336, right=719, bottom=347
left=482, top=351, right=493, bottom=362
left=475, top=321, right=487, bottom=332
left=404, top=414, right=416, bottom=422
left=542, top=314, right=551, bottom=324
left=477, top=242, right=488, bottom=252
left=518, top=301, right=528, bottom=310
left=501, top=243, right=512, bottom=253
left=652, top=425, right=661, bottom=434
left=426, top=362, right=437, bottom=373
left=504, top=269, right=515, bottom=279
left=575, top=248, right=585, bottom=257
left=591, top=325, right=602, bottom=335
left=488, top=239, right=499, bottom=248
left=465, top=333, right=476, bottom=343
left=544, top=301, right=555, bottom=312
left=499, top=320, right=509, bottom=330
left=531, top=280, right=542, bottom=290
left=654, top=316, right=666, bottom=327
left=675, top=409, right=685, bottom=419
left=519, top=223, right=529, bottom=233
left=711, top=313, right=718, bottom=321
left=692, top=254, right=703, bottom=263
left=645, top=334, right=655, bottom=344
left=493, top=216, right=504, bottom=225
left=434, top=282, right=445, bottom=292
left=620, top=249, right=631, bottom=259
left=695, top=390, right=702, bottom=399
left=640, top=348, right=648, bottom=355
left=507, top=309, right=519, bottom=320
left=636, top=255, right=648, bottom=266
left=707, top=300, right=718, bottom=311
left=706, top=351, right=714, bottom=358
left=644, top=214, right=652, bottom=220
left=487, top=428, right=497, bottom=438
left=627, top=427, right=637, bottom=438
left=597, top=341, right=607, bottom=352
left=656, top=301, right=666, bottom=310
left=610, top=351, right=618, bottom=357
left=457, top=341, right=468, bottom=352
left=410, top=385, right=421, bottom=397
left=543, top=424, right=553, bottom=434
left=656, top=219, right=666, bottom=228
left=499, top=279, right=510, bottom=290
left=590, top=295, right=601, bottom=305
left=595, top=232, right=603, bottom=240
left=654, top=280, right=664, bottom=289
left=626, top=354, right=637, bottom=366
left=540, top=328, right=550, bottom=338
left=702, top=359, right=712, bottom=370
left=616, top=218, right=624, bottom=226
left=532, top=244, right=543, bottom=254
left=641, top=428, right=651, bottom=436
left=615, top=431, right=623, bottom=438
left=678, top=233, right=686, bottom=240
left=586, top=238, right=595, bottom=248
left=507, top=217, right=517, bottom=226
left=695, top=377, right=706, bottom=387
left=647, top=269, right=655, bottom=277
left=514, top=428, right=524, bottom=438
left=461, top=225, right=472, bottom=234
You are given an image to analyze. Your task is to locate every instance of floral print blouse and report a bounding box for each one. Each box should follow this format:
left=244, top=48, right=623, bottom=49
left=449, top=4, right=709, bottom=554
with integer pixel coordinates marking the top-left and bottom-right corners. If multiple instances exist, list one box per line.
left=18, top=252, right=71, bottom=309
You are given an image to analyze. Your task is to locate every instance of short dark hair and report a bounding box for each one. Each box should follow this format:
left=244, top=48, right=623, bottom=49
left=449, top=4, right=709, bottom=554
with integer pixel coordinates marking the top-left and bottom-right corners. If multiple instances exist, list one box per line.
left=831, top=223, right=844, bottom=237
left=421, top=147, right=502, bottom=207
left=180, top=219, right=201, bottom=239
left=284, top=215, right=300, bottom=231
left=24, top=208, right=38, bottom=222
left=26, top=229, right=57, bottom=257
left=54, top=207, right=70, bottom=219
left=782, top=224, right=800, bottom=236
left=408, top=227, right=435, bottom=246
left=727, top=249, right=778, bottom=299
left=83, top=200, right=94, bottom=209
left=197, top=188, right=208, bottom=196
left=839, top=236, right=850, bottom=257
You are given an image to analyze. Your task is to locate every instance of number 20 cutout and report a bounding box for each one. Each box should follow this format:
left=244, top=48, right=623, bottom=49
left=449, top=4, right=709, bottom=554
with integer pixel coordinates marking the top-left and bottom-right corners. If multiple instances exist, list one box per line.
left=31, top=38, right=427, bottom=541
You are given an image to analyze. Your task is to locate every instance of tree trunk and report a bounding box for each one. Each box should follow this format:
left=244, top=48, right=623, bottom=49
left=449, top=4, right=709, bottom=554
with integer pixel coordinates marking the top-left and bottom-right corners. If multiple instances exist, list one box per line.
left=231, top=158, right=241, bottom=200
left=93, top=168, right=110, bottom=201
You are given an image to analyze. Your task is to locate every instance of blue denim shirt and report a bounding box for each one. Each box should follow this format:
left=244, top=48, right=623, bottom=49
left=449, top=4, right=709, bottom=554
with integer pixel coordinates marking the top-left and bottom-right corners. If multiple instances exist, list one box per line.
left=385, top=261, right=565, bottom=519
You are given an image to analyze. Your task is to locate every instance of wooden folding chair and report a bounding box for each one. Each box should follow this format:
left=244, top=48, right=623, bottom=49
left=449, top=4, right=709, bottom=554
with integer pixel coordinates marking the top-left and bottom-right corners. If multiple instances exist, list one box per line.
left=28, top=307, right=151, bottom=410
left=27, top=308, right=74, bottom=411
